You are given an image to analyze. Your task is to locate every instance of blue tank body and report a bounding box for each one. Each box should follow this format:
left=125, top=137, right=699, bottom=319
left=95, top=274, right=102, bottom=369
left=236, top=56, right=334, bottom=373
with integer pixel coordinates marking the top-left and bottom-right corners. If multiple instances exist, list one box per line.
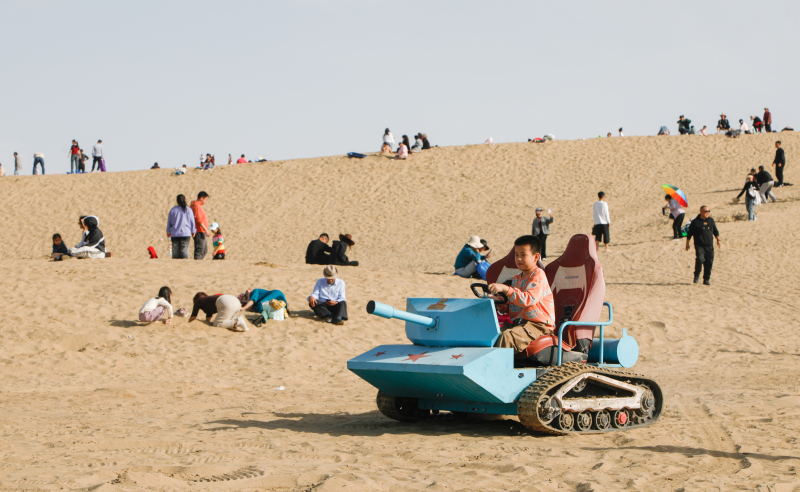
left=347, top=298, right=640, bottom=416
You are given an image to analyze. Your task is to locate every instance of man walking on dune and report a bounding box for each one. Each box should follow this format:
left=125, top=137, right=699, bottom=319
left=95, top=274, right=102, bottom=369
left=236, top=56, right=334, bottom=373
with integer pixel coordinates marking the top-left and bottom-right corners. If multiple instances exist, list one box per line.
left=773, top=141, right=786, bottom=187
left=685, top=206, right=721, bottom=286
left=592, top=192, right=611, bottom=252
left=191, top=191, right=210, bottom=260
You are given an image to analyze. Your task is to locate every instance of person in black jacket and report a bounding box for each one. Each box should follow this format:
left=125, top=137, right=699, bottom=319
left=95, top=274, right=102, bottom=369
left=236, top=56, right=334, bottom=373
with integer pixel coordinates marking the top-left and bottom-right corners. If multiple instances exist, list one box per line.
left=773, top=141, right=786, bottom=186
left=420, top=133, right=431, bottom=150
left=685, top=206, right=721, bottom=285
left=305, top=233, right=332, bottom=264
left=716, top=114, right=730, bottom=133
left=331, top=234, right=359, bottom=266
left=755, top=165, right=777, bottom=203
left=678, top=115, right=692, bottom=135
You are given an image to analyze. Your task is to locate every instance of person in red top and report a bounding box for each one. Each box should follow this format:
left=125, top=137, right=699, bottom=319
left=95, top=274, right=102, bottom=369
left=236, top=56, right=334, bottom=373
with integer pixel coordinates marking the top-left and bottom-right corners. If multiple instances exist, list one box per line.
left=488, top=235, right=555, bottom=357
left=236, top=154, right=247, bottom=164
left=67, top=140, right=80, bottom=173
left=190, top=191, right=210, bottom=260
left=764, top=108, right=772, bottom=133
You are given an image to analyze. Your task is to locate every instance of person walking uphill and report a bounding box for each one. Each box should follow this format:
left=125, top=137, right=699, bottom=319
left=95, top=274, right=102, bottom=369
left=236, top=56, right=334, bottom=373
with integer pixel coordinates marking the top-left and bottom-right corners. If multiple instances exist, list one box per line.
left=773, top=141, right=786, bottom=187
left=592, top=192, right=611, bottom=252
left=531, top=208, right=554, bottom=260
left=685, top=206, right=721, bottom=285
left=166, top=194, right=195, bottom=259
left=190, top=191, right=210, bottom=260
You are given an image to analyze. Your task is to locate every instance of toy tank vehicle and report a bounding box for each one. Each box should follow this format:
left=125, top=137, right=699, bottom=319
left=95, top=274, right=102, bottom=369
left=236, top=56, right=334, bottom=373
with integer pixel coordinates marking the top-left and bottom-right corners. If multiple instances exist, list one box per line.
left=347, top=234, right=663, bottom=434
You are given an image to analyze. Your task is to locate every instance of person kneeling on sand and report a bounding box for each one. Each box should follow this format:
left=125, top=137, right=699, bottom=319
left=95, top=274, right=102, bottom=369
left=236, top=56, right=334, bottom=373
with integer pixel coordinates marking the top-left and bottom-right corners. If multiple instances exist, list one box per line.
left=189, top=292, right=247, bottom=331
left=69, top=216, right=106, bottom=259
left=139, top=286, right=174, bottom=324
left=454, top=235, right=492, bottom=278
left=487, top=235, right=555, bottom=358
left=308, top=266, right=348, bottom=325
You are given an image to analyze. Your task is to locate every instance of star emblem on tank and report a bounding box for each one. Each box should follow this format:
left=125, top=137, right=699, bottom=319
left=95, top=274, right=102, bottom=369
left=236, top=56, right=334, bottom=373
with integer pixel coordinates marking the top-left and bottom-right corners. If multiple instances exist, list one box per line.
left=451, top=354, right=464, bottom=359
left=402, top=351, right=430, bottom=362
left=373, top=351, right=387, bottom=357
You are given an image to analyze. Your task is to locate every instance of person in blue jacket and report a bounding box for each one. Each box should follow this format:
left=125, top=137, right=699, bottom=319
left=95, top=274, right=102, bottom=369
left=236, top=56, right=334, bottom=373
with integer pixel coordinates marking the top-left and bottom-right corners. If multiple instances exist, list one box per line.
left=454, top=235, right=492, bottom=278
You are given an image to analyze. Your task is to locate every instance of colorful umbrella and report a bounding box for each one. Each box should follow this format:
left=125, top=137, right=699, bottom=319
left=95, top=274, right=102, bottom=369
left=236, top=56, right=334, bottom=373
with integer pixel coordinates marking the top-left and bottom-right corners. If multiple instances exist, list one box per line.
left=662, top=184, right=688, bottom=207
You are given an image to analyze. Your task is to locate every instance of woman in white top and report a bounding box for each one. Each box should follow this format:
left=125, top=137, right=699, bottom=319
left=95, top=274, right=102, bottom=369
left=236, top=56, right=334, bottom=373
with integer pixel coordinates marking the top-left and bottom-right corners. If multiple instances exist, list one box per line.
left=739, top=119, right=750, bottom=134
left=139, top=286, right=174, bottom=324
left=383, top=128, right=395, bottom=151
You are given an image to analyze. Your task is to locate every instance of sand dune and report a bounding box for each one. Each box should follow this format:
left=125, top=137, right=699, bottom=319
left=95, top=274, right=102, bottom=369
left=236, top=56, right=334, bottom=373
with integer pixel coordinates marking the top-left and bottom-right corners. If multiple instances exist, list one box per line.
left=1, top=132, right=799, bottom=491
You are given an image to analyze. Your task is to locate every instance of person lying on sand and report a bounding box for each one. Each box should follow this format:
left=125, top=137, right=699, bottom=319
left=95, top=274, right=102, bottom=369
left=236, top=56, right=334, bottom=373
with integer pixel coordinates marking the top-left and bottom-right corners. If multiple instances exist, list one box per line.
left=139, top=286, right=173, bottom=324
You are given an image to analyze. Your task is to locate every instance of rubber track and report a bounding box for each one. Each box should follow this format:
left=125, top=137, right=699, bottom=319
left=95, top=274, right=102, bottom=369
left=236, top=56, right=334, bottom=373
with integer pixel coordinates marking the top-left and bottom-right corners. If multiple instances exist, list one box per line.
left=517, top=362, right=663, bottom=435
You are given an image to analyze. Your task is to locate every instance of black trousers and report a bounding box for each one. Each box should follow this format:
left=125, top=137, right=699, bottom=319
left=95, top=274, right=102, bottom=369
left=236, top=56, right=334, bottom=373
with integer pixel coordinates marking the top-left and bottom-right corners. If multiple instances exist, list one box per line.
left=91, top=156, right=102, bottom=171
left=311, top=300, right=348, bottom=320
left=672, top=213, right=685, bottom=239
left=537, top=232, right=548, bottom=259
left=194, top=232, right=207, bottom=260
left=765, top=123, right=772, bottom=133
left=694, top=245, right=714, bottom=281
left=776, top=164, right=784, bottom=185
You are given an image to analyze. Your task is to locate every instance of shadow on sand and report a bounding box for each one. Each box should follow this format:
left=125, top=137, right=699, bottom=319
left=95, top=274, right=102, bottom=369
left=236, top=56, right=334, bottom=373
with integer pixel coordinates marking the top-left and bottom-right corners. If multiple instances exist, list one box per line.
left=202, top=412, right=545, bottom=438
left=582, top=445, right=799, bottom=462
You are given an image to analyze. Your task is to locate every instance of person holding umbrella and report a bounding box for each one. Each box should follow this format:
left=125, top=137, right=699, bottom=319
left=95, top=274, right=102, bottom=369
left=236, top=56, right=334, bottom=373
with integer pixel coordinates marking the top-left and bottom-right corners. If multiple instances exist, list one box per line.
left=662, top=184, right=688, bottom=240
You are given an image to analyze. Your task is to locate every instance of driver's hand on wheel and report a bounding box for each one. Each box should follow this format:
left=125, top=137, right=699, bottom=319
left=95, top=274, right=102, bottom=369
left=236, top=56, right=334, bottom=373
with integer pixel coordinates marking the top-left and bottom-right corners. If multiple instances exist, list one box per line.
left=488, top=283, right=509, bottom=295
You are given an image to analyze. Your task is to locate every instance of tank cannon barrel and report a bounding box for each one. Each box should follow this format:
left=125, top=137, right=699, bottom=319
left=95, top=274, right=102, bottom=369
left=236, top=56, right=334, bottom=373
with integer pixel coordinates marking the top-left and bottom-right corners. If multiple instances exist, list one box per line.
left=366, top=300, right=437, bottom=329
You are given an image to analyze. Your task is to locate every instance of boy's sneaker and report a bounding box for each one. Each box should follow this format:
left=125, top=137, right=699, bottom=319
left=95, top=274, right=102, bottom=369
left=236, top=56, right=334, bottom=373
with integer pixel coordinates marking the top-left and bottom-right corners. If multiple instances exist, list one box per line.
left=237, top=316, right=249, bottom=332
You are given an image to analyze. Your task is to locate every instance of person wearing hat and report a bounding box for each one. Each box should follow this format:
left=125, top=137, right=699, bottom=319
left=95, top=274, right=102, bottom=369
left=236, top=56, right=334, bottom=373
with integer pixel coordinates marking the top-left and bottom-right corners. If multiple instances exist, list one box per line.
left=764, top=108, right=772, bottom=133
left=331, top=234, right=358, bottom=266
left=677, top=115, right=692, bottom=135
left=717, top=114, right=730, bottom=133
left=531, top=208, right=554, bottom=260
left=454, top=235, right=492, bottom=278
left=308, top=265, right=348, bottom=325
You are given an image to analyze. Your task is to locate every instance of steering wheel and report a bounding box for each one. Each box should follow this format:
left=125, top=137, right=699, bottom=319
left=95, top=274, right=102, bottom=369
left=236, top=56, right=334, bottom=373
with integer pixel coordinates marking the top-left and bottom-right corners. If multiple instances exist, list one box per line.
left=470, top=283, right=508, bottom=304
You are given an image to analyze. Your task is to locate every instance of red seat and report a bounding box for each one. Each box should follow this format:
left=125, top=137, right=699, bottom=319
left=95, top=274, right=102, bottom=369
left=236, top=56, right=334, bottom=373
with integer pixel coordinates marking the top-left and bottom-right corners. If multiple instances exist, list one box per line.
left=486, top=234, right=605, bottom=360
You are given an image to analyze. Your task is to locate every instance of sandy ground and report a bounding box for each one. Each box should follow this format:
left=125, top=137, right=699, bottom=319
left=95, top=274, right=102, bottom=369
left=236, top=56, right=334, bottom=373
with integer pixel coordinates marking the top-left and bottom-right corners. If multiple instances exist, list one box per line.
left=1, top=133, right=800, bottom=491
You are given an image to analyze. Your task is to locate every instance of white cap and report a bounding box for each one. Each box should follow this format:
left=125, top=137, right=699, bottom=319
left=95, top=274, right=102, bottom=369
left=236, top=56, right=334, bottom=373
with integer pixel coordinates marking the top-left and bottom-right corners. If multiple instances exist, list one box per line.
left=466, top=236, right=482, bottom=248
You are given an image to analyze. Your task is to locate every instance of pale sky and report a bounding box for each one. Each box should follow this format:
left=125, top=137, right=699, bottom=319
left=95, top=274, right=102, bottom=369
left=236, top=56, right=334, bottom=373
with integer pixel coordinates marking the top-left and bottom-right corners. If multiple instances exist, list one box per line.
left=1, top=1, right=798, bottom=172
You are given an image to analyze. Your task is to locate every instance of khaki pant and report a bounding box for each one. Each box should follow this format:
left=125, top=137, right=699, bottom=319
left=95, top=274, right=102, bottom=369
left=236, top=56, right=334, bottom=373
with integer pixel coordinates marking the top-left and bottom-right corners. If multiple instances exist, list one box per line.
left=213, top=295, right=241, bottom=330
left=495, top=321, right=552, bottom=355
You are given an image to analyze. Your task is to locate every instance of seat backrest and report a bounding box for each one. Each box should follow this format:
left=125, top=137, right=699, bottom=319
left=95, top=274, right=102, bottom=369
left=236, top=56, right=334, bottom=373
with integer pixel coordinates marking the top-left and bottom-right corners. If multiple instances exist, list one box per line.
left=485, top=249, right=544, bottom=286
left=543, top=234, right=605, bottom=344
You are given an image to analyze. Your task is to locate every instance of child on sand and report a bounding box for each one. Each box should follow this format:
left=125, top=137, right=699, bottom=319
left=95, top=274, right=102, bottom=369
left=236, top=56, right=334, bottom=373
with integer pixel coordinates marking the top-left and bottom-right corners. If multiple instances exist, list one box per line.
left=51, top=234, right=69, bottom=259
left=488, top=235, right=555, bottom=358
left=210, top=222, right=225, bottom=259
left=139, top=286, right=174, bottom=324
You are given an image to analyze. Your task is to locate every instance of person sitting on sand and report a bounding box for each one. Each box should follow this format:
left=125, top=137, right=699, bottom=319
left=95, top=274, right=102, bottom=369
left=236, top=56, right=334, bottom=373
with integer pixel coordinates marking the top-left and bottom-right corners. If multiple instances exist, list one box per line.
left=305, top=233, right=332, bottom=264
left=189, top=292, right=247, bottom=331
left=700, top=126, right=708, bottom=136
left=51, top=233, right=69, bottom=259
left=151, top=162, right=160, bottom=169
left=210, top=222, right=225, bottom=259
left=717, top=114, right=730, bottom=133
left=411, top=135, right=423, bottom=153
left=383, top=128, right=395, bottom=151
left=139, top=286, right=173, bottom=324
left=308, top=265, right=348, bottom=325
left=487, top=235, right=555, bottom=358
left=395, top=141, right=408, bottom=160
left=454, top=235, right=492, bottom=278
left=331, top=234, right=359, bottom=266
left=739, top=119, right=751, bottom=134
left=380, top=142, right=392, bottom=154
left=421, top=133, right=431, bottom=150
left=236, top=154, right=247, bottom=164
left=69, top=216, right=106, bottom=259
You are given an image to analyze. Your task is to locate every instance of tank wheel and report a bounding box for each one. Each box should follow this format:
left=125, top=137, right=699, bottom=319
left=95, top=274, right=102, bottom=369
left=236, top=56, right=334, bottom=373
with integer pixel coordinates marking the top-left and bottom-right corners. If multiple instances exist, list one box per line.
left=575, top=411, right=592, bottom=431
left=613, top=409, right=629, bottom=428
left=594, top=410, right=611, bottom=430
left=376, top=391, right=431, bottom=423
left=572, top=380, right=587, bottom=393
left=557, top=412, right=574, bottom=431
left=632, top=385, right=656, bottom=425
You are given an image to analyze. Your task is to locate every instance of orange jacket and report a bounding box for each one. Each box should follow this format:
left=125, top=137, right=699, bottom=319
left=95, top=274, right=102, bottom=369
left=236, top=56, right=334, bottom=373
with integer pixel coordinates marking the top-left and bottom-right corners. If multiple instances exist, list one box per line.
left=190, top=200, right=209, bottom=234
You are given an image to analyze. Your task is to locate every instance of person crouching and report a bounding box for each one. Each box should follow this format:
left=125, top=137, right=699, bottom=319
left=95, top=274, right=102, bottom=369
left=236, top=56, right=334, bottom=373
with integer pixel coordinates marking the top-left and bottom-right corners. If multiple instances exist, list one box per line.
left=308, top=265, right=348, bottom=325
left=487, top=235, right=555, bottom=358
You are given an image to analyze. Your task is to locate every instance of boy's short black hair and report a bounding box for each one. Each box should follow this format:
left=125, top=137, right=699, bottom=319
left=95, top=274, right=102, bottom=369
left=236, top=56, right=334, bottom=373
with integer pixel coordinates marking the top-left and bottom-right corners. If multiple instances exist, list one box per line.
left=598, top=191, right=605, bottom=199
left=198, top=191, right=209, bottom=199
left=319, top=233, right=329, bottom=239
left=53, top=233, right=62, bottom=241
left=514, top=235, right=541, bottom=255
left=776, top=141, right=782, bottom=145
